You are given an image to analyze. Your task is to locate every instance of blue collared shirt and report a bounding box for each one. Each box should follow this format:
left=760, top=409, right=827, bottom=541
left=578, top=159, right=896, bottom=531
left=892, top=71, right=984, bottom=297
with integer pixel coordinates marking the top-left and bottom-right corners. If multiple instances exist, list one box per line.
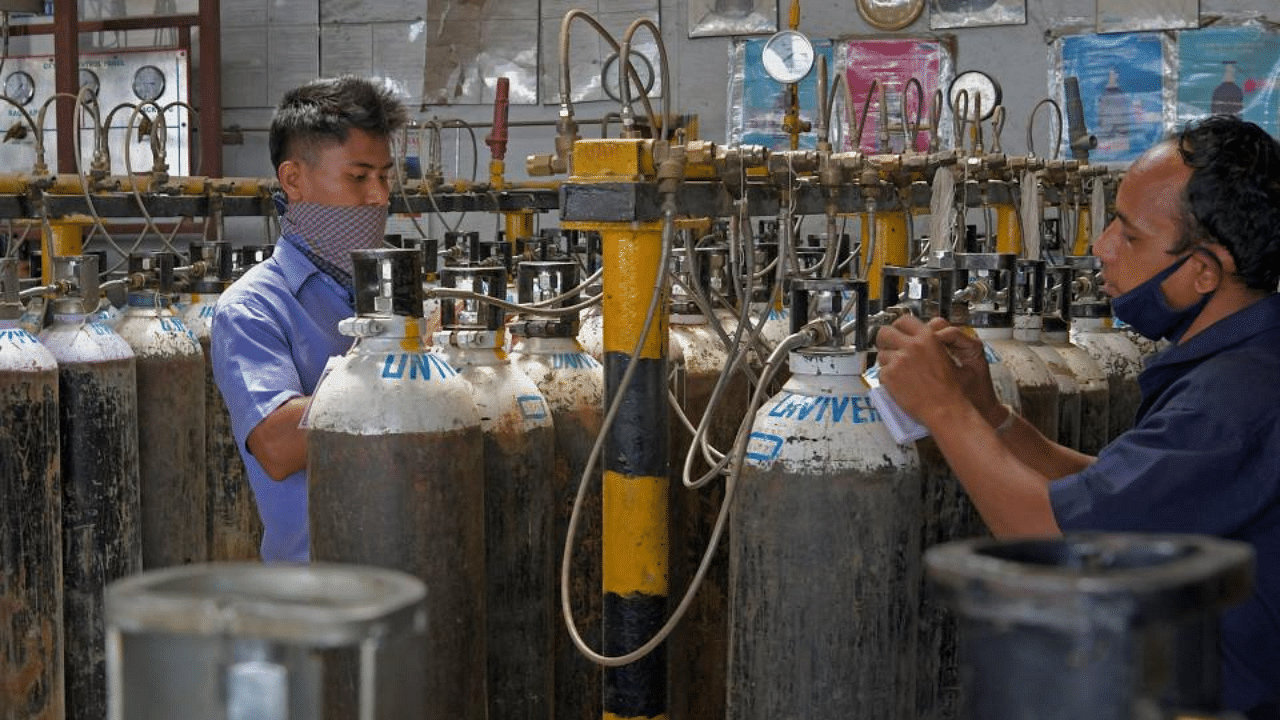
left=210, top=235, right=354, bottom=562
left=1050, top=294, right=1280, bottom=713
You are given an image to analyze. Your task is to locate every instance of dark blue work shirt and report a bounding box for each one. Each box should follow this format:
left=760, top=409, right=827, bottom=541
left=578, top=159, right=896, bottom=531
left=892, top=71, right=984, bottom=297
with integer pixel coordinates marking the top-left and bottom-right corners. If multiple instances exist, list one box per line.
left=1050, top=294, right=1280, bottom=714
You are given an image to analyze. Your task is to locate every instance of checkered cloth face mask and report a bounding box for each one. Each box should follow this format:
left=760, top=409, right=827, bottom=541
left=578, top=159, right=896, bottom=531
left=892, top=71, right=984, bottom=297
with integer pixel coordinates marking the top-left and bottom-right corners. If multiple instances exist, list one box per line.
left=280, top=202, right=388, bottom=277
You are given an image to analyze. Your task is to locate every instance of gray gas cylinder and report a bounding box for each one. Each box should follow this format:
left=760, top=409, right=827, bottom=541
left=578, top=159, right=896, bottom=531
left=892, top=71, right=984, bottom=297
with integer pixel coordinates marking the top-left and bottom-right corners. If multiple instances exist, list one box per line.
left=1042, top=265, right=1109, bottom=455
left=730, top=279, right=922, bottom=720
left=509, top=259, right=606, bottom=720
left=105, top=562, right=429, bottom=720
left=38, top=255, right=142, bottom=720
left=927, top=533, right=1253, bottom=719
left=1016, top=260, right=1082, bottom=450
left=436, top=264, right=557, bottom=720
left=307, top=248, right=486, bottom=720
left=0, top=258, right=64, bottom=720
left=882, top=262, right=985, bottom=720
left=667, top=250, right=746, bottom=720
left=959, top=253, right=1059, bottom=440
left=1065, top=257, right=1143, bottom=441
left=114, top=251, right=207, bottom=569
left=182, top=241, right=262, bottom=561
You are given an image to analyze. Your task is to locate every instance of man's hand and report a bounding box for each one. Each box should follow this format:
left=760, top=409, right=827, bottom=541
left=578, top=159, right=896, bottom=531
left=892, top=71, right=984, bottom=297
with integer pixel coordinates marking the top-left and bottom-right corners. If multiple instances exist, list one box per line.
left=874, top=315, right=1003, bottom=428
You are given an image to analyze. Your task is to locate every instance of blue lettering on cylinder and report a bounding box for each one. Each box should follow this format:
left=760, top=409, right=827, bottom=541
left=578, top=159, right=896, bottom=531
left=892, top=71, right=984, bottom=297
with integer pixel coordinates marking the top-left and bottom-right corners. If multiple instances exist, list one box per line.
left=381, top=353, right=459, bottom=381
left=766, top=393, right=799, bottom=419
left=767, top=393, right=880, bottom=426
left=0, top=329, right=34, bottom=344
left=200, top=306, right=216, bottom=318
left=746, top=432, right=784, bottom=462
left=552, top=352, right=601, bottom=370
left=382, top=354, right=408, bottom=379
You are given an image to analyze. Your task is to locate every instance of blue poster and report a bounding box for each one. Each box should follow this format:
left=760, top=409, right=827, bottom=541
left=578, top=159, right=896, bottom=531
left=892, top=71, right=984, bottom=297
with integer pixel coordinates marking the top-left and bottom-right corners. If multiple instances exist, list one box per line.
left=739, top=37, right=835, bottom=151
left=1177, top=25, right=1280, bottom=136
left=1060, top=32, right=1165, bottom=164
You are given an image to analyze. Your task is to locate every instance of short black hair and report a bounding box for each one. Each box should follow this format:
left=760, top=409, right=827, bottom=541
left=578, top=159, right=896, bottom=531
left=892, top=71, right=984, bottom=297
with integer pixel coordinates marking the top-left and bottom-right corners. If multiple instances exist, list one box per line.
left=1174, top=115, right=1280, bottom=291
left=269, top=76, right=409, bottom=171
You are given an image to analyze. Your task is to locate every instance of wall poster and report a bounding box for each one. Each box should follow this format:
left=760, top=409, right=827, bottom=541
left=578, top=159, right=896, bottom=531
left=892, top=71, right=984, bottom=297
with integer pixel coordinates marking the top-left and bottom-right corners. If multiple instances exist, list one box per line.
left=1176, top=24, right=1280, bottom=136
left=1056, top=32, right=1168, bottom=165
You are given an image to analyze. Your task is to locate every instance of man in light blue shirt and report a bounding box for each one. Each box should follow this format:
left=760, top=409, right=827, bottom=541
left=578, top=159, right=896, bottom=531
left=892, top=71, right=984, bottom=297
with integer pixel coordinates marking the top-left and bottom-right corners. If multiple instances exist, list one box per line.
left=211, top=76, right=407, bottom=562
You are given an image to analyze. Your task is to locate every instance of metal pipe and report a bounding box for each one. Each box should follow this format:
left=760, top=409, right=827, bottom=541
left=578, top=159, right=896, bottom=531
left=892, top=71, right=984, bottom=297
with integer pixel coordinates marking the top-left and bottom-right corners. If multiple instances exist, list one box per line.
left=198, top=0, right=223, bottom=177
left=54, top=0, right=79, bottom=175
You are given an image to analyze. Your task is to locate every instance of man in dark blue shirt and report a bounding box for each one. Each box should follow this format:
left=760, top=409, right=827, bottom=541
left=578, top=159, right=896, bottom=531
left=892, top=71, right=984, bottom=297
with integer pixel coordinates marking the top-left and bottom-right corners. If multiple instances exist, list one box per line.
left=876, top=115, right=1280, bottom=716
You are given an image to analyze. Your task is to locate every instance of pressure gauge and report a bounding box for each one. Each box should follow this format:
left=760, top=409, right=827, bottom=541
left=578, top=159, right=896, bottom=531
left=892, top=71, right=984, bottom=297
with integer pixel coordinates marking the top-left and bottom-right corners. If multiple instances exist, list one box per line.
left=601, top=49, right=655, bottom=104
left=4, top=71, right=35, bottom=106
left=761, top=30, right=815, bottom=85
left=79, top=69, right=100, bottom=101
left=949, top=70, right=1002, bottom=122
left=132, top=65, right=166, bottom=103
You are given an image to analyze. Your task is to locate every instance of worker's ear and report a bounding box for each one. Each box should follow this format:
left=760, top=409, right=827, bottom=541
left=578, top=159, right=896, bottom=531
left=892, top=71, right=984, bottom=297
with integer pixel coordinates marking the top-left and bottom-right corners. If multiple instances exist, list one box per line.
left=277, top=160, right=304, bottom=204
left=1191, top=244, right=1233, bottom=295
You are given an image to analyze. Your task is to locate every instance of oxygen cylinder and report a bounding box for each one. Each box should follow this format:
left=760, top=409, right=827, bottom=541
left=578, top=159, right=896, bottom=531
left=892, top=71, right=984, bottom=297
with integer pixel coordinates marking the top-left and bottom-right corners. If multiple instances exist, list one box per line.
left=114, top=251, right=207, bottom=569
left=509, top=260, right=605, bottom=720
left=1065, top=256, right=1143, bottom=440
left=730, top=279, right=922, bottom=720
left=0, top=258, right=64, bottom=720
left=307, top=248, right=486, bottom=720
left=37, top=256, right=141, bottom=720
left=181, top=241, right=262, bottom=562
left=1043, top=265, right=1109, bottom=455
left=667, top=243, right=746, bottom=720
left=883, top=263, right=984, bottom=720
left=435, top=265, right=556, bottom=720
left=957, top=253, right=1059, bottom=439
left=1015, top=260, right=1083, bottom=450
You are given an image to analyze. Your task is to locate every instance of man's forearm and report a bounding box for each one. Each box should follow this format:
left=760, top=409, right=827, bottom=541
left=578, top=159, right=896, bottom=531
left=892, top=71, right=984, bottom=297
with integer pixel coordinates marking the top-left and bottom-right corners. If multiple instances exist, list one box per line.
left=247, top=397, right=309, bottom=480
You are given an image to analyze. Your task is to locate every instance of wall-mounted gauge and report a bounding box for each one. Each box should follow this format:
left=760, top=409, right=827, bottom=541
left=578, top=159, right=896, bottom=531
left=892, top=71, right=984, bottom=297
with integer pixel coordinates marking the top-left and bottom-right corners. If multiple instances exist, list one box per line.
left=761, top=29, right=814, bottom=85
left=4, top=71, right=35, bottom=106
left=132, top=65, right=166, bottom=103
left=602, top=50, right=655, bottom=104
left=949, top=70, right=1002, bottom=122
left=856, top=0, right=925, bottom=31
left=79, top=68, right=101, bottom=101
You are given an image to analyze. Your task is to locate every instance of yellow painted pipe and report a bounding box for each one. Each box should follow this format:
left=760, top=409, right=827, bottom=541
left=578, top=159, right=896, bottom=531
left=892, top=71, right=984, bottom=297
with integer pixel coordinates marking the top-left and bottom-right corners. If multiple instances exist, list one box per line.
left=861, top=211, right=908, bottom=302
left=995, top=203, right=1021, bottom=255
left=1072, top=206, right=1092, bottom=256
left=40, top=219, right=87, bottom=283
left=505, top=211, right=535, bottom=248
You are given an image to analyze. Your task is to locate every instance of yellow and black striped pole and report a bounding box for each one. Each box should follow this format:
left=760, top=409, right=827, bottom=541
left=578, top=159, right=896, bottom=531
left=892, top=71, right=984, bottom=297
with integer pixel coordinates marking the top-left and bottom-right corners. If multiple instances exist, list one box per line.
left=562, top=137, right=669, bottom=720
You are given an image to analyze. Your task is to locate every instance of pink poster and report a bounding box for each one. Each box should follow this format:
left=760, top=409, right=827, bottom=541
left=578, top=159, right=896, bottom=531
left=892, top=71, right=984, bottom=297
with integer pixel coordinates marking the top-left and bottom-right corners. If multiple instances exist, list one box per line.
left=842, top=39, right=946, bottom=154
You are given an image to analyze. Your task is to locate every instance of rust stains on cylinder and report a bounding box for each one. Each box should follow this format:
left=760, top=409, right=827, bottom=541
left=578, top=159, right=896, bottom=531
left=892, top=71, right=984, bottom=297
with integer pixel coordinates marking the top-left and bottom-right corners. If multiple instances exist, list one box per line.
left=0, top=366, right=64, bottom=720
left=56, top=357, right=141, bottom=720
left=134, top=352, right=207, bottom=568
left=483, top=418, right=556, bottom=720
left=668, top=324, right=747, bottom=720
left=310, top=428, right=486, bottom=720
left=201, top=338, right=262, bottom=561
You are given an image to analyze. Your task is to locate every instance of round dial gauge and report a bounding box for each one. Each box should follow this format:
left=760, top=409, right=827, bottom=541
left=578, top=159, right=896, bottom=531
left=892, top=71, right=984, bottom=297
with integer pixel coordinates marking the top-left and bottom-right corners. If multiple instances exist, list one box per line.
left=132, top=65, right=166, bottom=103
left=79, top=68, right=100, bottom=101
left=4, top=71, right=35, bottom=106
left=949, top=70, right=1002, bottom=122
left=856, top=0, right=926, bottom=31
left=602, top=50, right=656, bottom=104
left=761, top=30, right=815, bottom=85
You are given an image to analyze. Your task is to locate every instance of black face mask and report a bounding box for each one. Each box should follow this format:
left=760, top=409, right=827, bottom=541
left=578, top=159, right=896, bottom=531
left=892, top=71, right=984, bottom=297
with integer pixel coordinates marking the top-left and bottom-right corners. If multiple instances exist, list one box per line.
left=1110, top=253, right=1211, bottom=342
